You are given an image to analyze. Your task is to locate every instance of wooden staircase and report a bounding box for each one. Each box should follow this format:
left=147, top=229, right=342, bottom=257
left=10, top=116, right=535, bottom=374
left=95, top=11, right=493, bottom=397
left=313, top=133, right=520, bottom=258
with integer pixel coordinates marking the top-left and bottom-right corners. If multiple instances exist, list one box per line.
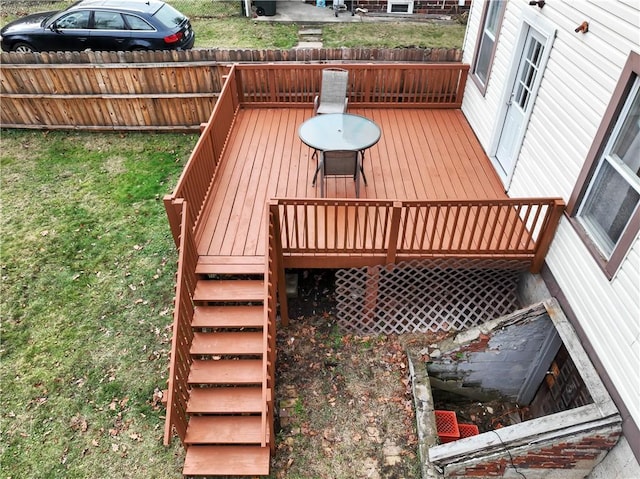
left=181, top=264, right=272, bottom=477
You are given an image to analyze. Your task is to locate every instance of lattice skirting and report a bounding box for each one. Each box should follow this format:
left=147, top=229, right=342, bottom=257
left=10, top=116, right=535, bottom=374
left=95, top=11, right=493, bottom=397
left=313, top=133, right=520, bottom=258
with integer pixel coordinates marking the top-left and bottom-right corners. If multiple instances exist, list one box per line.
left=334, top=259, right=524, bottom=335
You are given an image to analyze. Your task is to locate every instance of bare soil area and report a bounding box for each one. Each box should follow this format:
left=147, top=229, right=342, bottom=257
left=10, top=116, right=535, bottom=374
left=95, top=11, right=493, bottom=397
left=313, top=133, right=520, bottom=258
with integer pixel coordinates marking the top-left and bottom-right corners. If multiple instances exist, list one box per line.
left=272, top=270, right=421, bottom=479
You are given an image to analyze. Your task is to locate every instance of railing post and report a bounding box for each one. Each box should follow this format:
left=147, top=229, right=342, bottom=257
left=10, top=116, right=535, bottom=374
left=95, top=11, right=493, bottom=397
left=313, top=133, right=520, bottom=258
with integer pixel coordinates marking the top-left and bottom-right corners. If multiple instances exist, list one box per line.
left=454, top=64, right=469, bottom=108
left=163, top=195, right=182, bottom=249
left=269, top=201, right=289, bottom=327
left=386, top=201, right=403, bottom=264
left=530, top=199, right=565, bottom=273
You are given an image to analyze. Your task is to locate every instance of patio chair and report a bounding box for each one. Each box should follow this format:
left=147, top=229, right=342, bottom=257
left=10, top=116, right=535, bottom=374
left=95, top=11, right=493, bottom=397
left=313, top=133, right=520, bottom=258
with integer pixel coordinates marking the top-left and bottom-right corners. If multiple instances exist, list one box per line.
left=314, top=150, right=361, bottom=198
left=311, top=68, right=350, bottom=161
left=313, top=68, right=349, bottom=115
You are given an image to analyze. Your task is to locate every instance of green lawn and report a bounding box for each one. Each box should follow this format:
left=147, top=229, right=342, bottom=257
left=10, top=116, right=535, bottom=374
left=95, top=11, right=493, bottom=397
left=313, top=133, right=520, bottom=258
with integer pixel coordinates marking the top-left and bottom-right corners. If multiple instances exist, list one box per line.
left=0, top=130, right=198, bottom=478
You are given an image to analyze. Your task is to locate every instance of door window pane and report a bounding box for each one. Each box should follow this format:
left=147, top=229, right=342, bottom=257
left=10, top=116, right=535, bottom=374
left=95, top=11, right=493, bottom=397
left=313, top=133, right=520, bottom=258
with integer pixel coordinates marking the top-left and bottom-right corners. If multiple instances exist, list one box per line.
left=57, top=11, right=90, bottom=29
left=94, top=11, right=126, bottom=30
left=515, top=37, right=543, bottom=110
left=125, top=14, right=153, bottom=31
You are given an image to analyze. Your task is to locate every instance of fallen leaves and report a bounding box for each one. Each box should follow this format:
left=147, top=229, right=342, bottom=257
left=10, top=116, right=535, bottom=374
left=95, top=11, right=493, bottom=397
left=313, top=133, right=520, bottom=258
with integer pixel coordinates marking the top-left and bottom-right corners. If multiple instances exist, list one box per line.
left=70, top=415, right=88, bottom=433
left=274, top=313, right=421, bottom=477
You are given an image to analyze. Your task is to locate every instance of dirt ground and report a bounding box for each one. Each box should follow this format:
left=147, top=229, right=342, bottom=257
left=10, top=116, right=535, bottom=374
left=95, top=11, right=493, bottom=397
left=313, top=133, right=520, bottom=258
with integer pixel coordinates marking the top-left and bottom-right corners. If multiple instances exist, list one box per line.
left=273, top=270, right=421, bottom=479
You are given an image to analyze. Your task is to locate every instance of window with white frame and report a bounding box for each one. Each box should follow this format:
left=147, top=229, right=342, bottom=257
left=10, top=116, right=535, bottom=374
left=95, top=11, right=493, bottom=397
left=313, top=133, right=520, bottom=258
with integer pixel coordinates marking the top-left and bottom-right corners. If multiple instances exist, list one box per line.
left=472, top=0, right=506, bottom=93
left=387, top=0, right=414, bottom=14
left=569, top=53, right=640, bottom=279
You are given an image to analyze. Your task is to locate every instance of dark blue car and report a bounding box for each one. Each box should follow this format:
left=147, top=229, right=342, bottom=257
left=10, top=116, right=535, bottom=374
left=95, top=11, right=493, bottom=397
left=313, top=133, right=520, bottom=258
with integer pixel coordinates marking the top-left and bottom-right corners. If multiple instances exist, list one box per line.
left=1, top=0, right=195, bottom=53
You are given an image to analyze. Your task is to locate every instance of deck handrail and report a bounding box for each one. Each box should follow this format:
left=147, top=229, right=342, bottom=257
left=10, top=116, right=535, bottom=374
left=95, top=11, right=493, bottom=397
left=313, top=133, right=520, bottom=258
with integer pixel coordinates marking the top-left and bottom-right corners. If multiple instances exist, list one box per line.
left=234, top=63, right=469, bottom=109
left=165, top=64, right=240, bottom=247
left=262, top=204, right=287, bottom=451
left=271, top=198, right=564, bottom=272
left=163, top=199, right=197, bottom=445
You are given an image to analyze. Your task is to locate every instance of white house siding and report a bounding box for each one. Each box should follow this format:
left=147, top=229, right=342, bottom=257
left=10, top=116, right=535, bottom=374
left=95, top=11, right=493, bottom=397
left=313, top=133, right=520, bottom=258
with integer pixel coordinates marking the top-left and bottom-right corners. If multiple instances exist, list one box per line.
left=461, top=0, right=640, bottom=467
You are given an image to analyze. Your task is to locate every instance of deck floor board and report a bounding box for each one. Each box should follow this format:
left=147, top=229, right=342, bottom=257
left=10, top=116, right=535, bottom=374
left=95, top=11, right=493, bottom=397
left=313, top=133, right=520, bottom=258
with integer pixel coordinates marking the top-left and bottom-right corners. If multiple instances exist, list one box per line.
left=198, top=108, right=507, bottom=260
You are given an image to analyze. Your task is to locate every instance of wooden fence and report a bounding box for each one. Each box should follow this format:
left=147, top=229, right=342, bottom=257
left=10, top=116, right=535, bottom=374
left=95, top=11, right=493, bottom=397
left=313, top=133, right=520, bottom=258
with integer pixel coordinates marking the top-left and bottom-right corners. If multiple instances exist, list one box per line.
left=0, top=47, right=462, bottom=65
left=0, top=47, right=462, bottom=130
left=0, top=62, right=227, bottom=130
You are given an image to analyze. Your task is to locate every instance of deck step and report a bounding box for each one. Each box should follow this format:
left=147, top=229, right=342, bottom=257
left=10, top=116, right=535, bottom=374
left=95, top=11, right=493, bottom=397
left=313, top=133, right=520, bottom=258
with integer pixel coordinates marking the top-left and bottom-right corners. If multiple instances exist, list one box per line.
left=192, top=305, right=263, bottom=329
left=185, top=415, right=265, bottom=444
left=183, top=445, right=270, bottom=476
left=188, top=359, right=263, bottom=385
left=194, top=279, right=264, bottom=303
left=187, top=387, right=264, bottom=414
left=191, top=332, right=263, bottom=356
left=196, top=255, right=264, bottom=276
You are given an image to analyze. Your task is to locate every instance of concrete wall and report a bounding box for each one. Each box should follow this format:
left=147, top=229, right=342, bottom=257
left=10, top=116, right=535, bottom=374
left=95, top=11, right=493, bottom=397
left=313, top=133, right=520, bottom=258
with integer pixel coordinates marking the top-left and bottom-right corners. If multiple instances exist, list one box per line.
left=423, top=299, right=622, bottom=479
left=589, top=437, right=640, bottom=479
left=426, top=304, right=555, bottom=402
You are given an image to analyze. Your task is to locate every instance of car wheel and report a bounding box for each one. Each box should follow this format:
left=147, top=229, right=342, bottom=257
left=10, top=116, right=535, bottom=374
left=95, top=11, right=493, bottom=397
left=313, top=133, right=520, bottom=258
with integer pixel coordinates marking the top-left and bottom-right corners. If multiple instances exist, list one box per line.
left=12, top=42, right=35, bottom=53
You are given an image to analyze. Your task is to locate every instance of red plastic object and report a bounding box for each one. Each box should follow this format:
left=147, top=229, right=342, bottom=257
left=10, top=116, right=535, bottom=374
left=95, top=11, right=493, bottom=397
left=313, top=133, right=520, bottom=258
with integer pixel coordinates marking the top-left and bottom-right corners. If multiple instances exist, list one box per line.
left=458, top=423, right=480, bottom=438
left=434, top=410, right=460, bottom=443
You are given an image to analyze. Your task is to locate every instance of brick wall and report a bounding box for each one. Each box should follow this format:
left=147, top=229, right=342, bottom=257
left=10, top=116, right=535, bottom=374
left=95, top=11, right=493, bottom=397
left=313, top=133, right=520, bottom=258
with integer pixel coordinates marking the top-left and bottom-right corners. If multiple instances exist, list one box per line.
left=442, top=427, right=622, bottom=478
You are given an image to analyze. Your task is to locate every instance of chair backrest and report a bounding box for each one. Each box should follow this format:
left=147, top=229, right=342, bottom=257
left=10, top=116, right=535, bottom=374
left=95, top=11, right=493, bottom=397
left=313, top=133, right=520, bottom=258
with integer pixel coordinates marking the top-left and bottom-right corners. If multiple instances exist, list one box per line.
left=322, top=150, right=359, bottom=176
left=319, top=68, right=349, bottom=108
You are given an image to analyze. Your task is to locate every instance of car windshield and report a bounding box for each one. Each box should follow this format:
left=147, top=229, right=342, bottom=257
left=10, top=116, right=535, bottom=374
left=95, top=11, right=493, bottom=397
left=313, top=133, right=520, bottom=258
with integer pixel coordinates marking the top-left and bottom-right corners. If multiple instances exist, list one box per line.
left=153, top=4, right=186, bottom=28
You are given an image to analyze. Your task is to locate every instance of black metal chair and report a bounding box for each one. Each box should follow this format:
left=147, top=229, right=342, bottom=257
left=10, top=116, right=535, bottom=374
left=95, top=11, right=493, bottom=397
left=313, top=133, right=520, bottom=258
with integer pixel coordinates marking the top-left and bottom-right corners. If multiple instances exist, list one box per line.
left=313, top=150, right=361, bottom=197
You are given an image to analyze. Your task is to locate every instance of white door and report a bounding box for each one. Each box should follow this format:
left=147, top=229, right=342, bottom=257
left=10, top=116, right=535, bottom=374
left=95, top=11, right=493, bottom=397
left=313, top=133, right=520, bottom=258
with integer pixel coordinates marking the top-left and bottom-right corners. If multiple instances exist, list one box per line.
left=495, top=28, right=547, bottom=179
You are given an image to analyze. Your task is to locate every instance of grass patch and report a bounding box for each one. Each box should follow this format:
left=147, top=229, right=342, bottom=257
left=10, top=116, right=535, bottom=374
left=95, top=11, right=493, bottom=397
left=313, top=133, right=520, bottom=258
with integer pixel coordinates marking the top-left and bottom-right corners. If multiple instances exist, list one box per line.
left=192, top=18, right=299, bottom=49
left=0, top=130, right=198, bottom=479
left=323, top=21, right=466, bottom=48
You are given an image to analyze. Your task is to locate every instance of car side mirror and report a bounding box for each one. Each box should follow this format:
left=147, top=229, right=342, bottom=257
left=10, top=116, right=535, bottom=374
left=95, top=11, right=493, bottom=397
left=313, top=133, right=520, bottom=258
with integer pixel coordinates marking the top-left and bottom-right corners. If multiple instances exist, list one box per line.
left=49, top=22, right=60, bottom=32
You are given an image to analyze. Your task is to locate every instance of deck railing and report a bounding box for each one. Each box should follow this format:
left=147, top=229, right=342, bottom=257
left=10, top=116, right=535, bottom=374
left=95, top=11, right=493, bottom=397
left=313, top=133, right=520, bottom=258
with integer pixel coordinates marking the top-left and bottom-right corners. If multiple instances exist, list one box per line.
left=163, top=200, right=197, bottom=446
left=270, top=198, right=564, bottom=272
left=165, top=65, right=239, bottom=248
left=235, top=63, right=469, bottom=108
left=263, top=204, right=288, bottom=451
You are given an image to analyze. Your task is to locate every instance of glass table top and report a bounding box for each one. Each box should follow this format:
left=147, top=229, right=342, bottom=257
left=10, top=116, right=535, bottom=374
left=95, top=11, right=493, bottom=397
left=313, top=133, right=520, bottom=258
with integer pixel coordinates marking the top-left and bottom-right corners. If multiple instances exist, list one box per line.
left=298, top=113, right=381, bottom=151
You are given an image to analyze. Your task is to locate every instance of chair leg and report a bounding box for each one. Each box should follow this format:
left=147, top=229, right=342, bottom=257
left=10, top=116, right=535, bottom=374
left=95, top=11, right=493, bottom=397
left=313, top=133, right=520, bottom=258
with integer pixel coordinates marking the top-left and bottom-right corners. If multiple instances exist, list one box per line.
left=358, top=150, right=368, bottom=186
left=312, top=164, right=321, bottom=186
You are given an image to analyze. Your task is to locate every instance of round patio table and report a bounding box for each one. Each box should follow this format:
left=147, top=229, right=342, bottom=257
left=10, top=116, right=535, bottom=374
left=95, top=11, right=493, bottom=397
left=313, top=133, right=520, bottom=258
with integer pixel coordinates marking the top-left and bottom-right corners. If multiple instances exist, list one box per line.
left=298, top=113, right=381, bottom=152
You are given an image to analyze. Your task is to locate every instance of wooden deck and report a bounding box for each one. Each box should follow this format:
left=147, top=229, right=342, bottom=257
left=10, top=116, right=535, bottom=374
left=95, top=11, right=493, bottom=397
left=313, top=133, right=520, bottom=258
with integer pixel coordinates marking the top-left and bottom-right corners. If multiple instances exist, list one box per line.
left=163, top=65, right=565, bottom=475
left=198, top=107, right=506, bottom=264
